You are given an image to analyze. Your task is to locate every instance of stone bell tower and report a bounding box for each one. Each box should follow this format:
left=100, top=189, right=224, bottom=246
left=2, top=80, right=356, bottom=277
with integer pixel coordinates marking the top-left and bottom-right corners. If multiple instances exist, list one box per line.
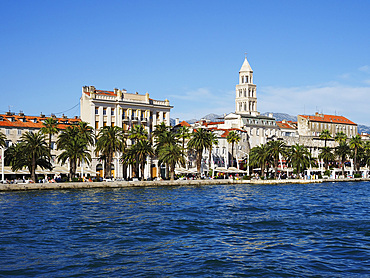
left=235, top=55, right=258, bottom=116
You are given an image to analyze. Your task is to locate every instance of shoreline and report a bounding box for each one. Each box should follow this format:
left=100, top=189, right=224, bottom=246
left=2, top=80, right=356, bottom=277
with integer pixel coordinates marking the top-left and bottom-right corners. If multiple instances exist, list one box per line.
left=0, top=178, right=369, bottom=192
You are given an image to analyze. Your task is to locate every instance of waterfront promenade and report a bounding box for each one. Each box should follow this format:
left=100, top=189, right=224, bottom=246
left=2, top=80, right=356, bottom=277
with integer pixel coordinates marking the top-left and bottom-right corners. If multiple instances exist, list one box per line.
left=0, top=178, right=369, bottom=191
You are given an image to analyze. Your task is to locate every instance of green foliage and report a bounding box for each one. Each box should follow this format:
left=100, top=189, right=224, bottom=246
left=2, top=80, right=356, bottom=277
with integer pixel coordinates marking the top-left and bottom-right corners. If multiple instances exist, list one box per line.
left=319, top=129, right=332, bottom=147
left=5, top=131, right=52, bottom=181
left=95, top=126, right=125, bottom=178
left=57, top=124, right=94, bottom=181
left=0, top=131, right=6, bottom=148
left=286, top=144, right=312, bottom=175
left=318, top=146, right=335, bottom=170
left=188, top=128, right=213, bottom=178
left=226, top=131, right=241, bottom=168
left=41, top=117, right=59, bottom=153
left=267, top=140, right=287, bottom=179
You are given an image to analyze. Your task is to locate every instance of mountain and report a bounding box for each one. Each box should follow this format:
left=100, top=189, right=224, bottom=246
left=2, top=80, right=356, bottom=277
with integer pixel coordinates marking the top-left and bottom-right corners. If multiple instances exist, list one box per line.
left=358, top=125, right=370, bottom=134
left=261, top=112, right=297, bottom=122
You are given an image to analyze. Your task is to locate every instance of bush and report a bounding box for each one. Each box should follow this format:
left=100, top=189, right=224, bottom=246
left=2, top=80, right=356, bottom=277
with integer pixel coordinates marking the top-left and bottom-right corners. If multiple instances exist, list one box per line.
left=354, top=173, right=362, bottom=178
left=324, top=170, right=331, bottom=176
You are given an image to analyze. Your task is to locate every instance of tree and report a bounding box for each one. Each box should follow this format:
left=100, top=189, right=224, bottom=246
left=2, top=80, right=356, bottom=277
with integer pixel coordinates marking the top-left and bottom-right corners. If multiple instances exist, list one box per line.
left=187, top=128, right=212, bottom=178
left=128, top=125, right=148, bottom=178
left=157, top=143, right=185, bottom=180
left=363, top=141, right=370, bottom=169
left=249, top=144, right=270, bottom=178
left=6, top=131, right=52, bottom=182
left=349, top=135, right=363, bottom=173
left=334, top=131, right=347, bottom=144
left=130, top=139, right=154, bottom=180
left=77, top=121, right=95, bottom=147
left=41, top=117, right=59, bottom=154
left=335, top=142, right=351, bottom=177
left=287, top=144, right=312, bottom=177
left=226, top=130, right=241, bottom=167
left=176, top=125, right=191, bottom=167
left=153, top=122, right=170, bottom=138
left=57, top=126, right=92, bottom=181
left=318, top=146, right=335, bottom=170
left=207, top=131, right=218, bottom=173
left=0, top=131, right=6, bottom=148
left=155, top=129, right=180, bottom=179
left=319, top=129, right=332, bottom=147
left=267, top=140, right=287, bottom=179
left=95, top=126, right=125, bottom=178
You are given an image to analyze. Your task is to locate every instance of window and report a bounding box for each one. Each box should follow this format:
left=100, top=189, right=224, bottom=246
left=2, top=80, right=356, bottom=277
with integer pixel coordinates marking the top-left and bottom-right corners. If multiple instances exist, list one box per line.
left=95, top=108, right=98, bottom=114
left=95, top=121, right=99, bottom=129
left=111, top=108, right=115, bottom=116
left=103, top=122, right=107, bottom=127
left=6, top=129, right=9, bottom=135
left=17, top=129, right=22, bottom=135
left=111, top=122, right=115, bottom=127
left=103, top=108, right=107, bottom=115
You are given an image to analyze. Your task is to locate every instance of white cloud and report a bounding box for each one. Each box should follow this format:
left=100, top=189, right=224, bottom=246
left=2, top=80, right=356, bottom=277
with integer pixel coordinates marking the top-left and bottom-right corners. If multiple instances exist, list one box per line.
left=359, top=65, right=370, bottom=73
left=170, top=88, right=235, bottom=120
left=259, top=85, right=370, bottom=125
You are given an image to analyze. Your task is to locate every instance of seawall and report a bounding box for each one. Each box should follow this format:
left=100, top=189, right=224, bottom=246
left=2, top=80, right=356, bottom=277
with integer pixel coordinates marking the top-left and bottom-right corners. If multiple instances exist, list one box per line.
left=0, top=178, right=369, bottom=192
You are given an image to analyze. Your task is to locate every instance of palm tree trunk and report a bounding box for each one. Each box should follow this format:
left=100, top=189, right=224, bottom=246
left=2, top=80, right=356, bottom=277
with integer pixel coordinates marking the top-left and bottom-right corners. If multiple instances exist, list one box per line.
left=141, top=161, right=145, bottom=180
left=170, top=163, right=175, bottom=181
left=231, top=142, right=234, bottom=167
left=208, top=146, right=212, bottom=176
left=197, top=150, right=202, bottom=178
left=31, top=156, right=36, bottom=182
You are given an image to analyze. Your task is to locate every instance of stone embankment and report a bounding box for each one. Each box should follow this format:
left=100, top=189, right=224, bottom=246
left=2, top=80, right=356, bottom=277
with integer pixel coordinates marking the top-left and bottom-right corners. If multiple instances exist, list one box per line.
left=0, top=178, right=369, bottom=192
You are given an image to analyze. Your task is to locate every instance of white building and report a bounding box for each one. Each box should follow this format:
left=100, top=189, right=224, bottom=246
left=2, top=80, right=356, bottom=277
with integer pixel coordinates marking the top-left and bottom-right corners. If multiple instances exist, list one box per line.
left=222, top=56, right=279, bottom=149
left=80, top=86, right=172, bottom=179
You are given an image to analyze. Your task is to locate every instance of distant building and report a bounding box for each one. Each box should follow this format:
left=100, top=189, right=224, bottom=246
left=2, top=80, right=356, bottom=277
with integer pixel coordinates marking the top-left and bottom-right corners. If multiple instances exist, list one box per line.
left=0, top=112, right=82, bottom=177
left=80, top=86, right=173, bottom=179
left=298, top=113, right=358, bottom=138
left=222, top=56, right=279, bottom=148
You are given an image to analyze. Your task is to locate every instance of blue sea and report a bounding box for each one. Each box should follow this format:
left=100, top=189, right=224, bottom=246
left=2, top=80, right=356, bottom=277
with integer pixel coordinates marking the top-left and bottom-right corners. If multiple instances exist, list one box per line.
left=0, top=181, right=369, bottom=277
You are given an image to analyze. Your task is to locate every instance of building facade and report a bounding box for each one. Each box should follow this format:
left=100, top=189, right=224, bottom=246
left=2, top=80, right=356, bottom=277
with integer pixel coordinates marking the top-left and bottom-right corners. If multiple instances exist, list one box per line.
left=80, top=86, right=173, bottom=179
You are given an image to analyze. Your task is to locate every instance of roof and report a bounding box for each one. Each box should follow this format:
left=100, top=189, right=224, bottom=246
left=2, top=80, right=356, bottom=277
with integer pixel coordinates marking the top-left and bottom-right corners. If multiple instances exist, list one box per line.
left=276, top=121, right=297, bottom=129
left=178, top=121, right=191, bottom=127
left=299, top=114, right=356, bottom=125
left=0, top=114, right=81, bottom=129
left=240, top=57, right=253, bottom=72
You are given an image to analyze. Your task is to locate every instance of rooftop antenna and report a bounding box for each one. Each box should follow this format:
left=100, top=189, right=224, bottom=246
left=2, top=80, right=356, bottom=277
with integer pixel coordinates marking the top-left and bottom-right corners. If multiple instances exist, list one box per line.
left=244, top=52, right=247, bottom=59
left=8, top=105, right=13, bottom=112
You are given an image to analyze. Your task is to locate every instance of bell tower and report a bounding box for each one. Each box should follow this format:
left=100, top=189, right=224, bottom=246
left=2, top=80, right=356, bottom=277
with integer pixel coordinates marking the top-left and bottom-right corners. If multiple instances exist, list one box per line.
left=235, top=55, right=258, bottom=116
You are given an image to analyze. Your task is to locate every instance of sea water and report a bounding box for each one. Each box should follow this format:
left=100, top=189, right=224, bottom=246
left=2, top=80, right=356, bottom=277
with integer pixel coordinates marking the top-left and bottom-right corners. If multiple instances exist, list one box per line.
left=0, top=181, right=369, bottom=277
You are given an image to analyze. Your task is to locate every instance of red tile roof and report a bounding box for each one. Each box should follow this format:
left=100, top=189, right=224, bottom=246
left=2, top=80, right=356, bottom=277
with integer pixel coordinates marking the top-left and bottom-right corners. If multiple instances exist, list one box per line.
left=276, top=121, right=297, bottom=129
left=299, top=114, right=356, bottom=125
left=178, top=121, right=191, bottom=127
left=0, top=114, right=81, bottom=130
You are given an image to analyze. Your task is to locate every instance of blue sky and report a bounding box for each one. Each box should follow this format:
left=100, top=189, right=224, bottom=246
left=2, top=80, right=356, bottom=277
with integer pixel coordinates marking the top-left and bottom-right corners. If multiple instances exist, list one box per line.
left=1, top=0, right=370, bottom=125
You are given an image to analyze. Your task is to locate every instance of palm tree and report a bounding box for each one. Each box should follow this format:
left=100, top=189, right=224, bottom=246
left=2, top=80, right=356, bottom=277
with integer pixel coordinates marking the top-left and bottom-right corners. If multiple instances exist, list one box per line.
left=318, top=146, right=335, bottom=171
left=319, top=129, right=332, bottom=147
left=157, top=143, right=185, bottom=180
left=287, top=144, right=312, bottom=177
left=176, top=125, right=191, bottom=168
left=41, top=117, right=59, bottom=154
left=155, top=130, right=180, bottom=179
left=176, top=126, right=191, bottom=151
left=95, top=126, right=125, bottom=178
left=128, top=125, right=149, bottom=178
left=57, top=126, right=92, bottom=181
left=7, top=131, right=52, bottom=182
left=129, top=124, right=148, bottom=142
left=363, top=141, right=370, bottom=169
left=187, top=128, right=212, bottom=178
left=153, top=122, right=170, bottom=138
left=267, top=140, right=287, bottom=179
left=249, top=144, right=270, bottom=178
left=0, top=131, right=6, bottom=148
left=207, top=131, right=218, bottom=174
left=334, top=131, right=347, bottom=144
left=335, top=141, right=351, bottom=176
left=131, top=139, right=154, bottom=180
left=226, top=130, right=241, bottom=167
left=77, top=121, right=95, bottom=147
left=349, top=134, right=363, bottom=173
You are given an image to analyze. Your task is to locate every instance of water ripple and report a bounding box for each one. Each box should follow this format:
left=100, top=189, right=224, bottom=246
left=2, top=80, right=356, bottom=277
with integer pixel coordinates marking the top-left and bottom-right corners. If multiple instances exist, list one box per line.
left=0, top=181, right=369, bottom=277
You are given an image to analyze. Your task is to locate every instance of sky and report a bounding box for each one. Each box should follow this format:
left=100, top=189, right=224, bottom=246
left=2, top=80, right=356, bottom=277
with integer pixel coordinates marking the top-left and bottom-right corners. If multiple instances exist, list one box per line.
left=1, top=0, right=370, bottom=125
